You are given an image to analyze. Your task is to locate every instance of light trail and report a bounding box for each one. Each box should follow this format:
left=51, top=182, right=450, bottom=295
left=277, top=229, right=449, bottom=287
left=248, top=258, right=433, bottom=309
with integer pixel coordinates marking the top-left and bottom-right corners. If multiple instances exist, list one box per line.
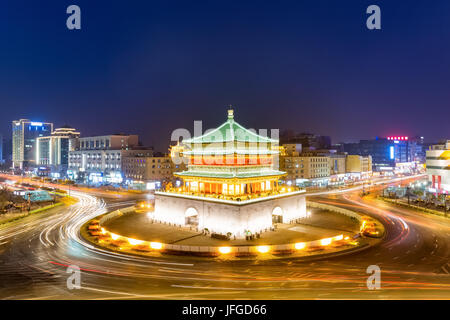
left=0, top=173, right=448, bottom=299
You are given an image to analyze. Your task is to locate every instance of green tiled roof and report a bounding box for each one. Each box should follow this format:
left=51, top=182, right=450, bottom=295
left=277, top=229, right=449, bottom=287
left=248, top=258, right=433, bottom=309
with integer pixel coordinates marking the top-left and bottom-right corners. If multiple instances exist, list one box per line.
left=183, top=111, right=278, bottom=144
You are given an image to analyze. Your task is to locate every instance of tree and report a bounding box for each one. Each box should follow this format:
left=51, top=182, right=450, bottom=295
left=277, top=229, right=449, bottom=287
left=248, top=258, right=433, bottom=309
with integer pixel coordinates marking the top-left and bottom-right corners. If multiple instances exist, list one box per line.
left=0, top=187, right=9, bottom=212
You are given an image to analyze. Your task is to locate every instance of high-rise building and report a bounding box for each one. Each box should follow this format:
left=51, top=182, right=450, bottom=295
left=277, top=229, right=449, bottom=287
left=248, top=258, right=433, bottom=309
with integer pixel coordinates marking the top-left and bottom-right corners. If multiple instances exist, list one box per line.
left=426, top=140, right=450, bottom=194
left=36, top=126, right=80, bottom=177
left=12, top=119, right=53, bottom=170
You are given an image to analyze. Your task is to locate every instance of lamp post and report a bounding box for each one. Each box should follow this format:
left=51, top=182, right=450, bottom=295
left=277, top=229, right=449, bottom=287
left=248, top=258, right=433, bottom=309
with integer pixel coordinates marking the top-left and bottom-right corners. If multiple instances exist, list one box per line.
left=445, top=196, right=448, bottom=217
left=406, top=186, right=410, bottom=205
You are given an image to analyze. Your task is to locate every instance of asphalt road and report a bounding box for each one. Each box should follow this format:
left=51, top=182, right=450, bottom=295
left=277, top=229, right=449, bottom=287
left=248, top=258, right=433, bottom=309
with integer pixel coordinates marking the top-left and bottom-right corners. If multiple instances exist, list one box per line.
left=0, top=176, right=449, bottom=299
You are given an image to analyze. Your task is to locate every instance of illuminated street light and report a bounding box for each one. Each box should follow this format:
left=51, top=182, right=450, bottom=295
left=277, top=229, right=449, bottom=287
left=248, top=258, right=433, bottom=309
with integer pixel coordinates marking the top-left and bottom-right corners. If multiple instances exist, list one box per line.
left=320, top=238, right=332, bottom=246
left=257, top=245, right=270, bottom=253
left=294, top=242, right=306, bottom=250
left=110, top=233, right=119, bottom=240
left=219, top=246, right=232, bottom=254
left=150, top=242, right=163, bottom=250
left=128, top=238, right=143, bottom=245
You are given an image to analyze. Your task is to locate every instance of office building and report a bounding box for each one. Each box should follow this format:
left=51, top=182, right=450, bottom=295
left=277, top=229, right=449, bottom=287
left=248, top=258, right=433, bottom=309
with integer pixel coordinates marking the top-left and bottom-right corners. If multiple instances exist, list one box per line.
left=68, top=134, right=152, bottom=184
left=346, top=155, right=373, bottom=179
left=36, top=126, right=80, bottom=177
left=280, top=146, right=331, bottom=186
left=426, top=140, right=450, bottom=194
left=343, top=136, right=420, bottom=172
left=12, top=119, right=53, bottom=170
left=123, top=153, right=173, bottom=189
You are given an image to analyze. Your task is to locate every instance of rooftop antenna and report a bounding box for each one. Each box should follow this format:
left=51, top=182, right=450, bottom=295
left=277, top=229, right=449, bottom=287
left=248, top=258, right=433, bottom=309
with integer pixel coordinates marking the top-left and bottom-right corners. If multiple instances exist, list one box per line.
left=227, top=105, right=234, bottom=120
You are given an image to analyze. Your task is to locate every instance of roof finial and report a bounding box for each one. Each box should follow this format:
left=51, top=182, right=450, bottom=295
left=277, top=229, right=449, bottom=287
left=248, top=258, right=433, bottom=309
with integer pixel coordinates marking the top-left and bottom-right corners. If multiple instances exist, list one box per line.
left=227, top=105, right=234, bottom=120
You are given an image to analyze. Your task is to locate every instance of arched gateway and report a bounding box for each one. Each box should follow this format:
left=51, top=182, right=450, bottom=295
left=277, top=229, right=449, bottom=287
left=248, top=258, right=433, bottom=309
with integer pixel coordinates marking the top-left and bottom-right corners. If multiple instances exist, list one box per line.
left=272, top=206, right=283, bottom=223
left=185, top=207, right=198, bottom=226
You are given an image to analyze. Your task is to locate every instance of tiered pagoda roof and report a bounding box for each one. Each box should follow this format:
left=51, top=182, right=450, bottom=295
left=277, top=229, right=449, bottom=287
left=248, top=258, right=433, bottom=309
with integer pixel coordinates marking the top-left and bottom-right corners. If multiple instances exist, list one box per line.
left=175, top=109, right=285, bottom=180
left=183, top=109, right=277, bottom=145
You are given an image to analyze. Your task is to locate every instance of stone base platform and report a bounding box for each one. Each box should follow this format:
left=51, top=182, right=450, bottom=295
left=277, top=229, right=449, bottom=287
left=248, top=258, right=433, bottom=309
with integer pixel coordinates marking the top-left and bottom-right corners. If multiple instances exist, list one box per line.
left=153, top=190, right=307, bottom=239
left=103, top=206, right=360, bottom=246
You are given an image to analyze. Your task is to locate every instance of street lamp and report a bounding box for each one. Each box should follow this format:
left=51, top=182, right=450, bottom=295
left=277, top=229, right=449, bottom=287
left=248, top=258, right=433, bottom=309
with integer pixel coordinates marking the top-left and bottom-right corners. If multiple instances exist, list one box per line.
left=406, top=186, right=410, bottom=205
left=445, top=196, right=448, bottom=217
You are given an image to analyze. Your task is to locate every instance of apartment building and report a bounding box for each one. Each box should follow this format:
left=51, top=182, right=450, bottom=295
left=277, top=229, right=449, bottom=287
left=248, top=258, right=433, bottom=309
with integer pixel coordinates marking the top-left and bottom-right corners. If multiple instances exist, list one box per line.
left=345, top=155, right=373, bottom=179
left=426, top=140, right=450, bottom=194
left=123, top=155, right=172, bottom=183
left=36, top=126, right=80, bottom=177
left=68, top=134, right=152, bottom=184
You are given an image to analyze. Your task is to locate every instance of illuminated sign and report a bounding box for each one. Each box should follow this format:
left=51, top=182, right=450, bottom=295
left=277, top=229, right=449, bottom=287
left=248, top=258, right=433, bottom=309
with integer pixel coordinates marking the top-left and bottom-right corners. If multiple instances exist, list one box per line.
left=31, top=122, right=43, bottom=126
left=389, top=146, right=394, bottom=159
left=387, top=136, right=408, bottom=141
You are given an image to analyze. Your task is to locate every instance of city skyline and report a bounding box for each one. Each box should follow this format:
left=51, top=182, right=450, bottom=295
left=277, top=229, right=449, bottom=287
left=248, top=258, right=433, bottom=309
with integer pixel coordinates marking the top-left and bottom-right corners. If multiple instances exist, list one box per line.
left=1, top=1, right=450, bottom=151
left=0, top=0, right=449, bottom=304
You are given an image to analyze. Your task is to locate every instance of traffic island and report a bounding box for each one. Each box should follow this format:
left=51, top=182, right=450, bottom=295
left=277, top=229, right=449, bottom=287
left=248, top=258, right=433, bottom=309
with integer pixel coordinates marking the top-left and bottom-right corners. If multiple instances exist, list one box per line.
left=80, top=203, right=383, bottom=260
left=0, top=194, right=78, bottom=225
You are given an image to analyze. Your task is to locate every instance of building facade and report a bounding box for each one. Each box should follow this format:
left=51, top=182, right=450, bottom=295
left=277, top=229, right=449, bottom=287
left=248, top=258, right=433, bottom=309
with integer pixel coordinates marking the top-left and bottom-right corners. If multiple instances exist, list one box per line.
left=329, top=154, right=346, bottom=175
left=123, top=154, right=173, bottom=189
left=68, top=134, right=152, bottom=184
left=12, top=119, right=53, bottom=170
left=281, top=154, right=330, bottom=183
left=344, top=136, right=420, bottom=172
left=280, top=143, right=374, bottom=186
left=345, top=155, right=373, bottom=179
left=36, top=126, right=80, bottom=177
left=426, top=141, right=450, bottom=194
left=78, top=134, right=139, bottom=151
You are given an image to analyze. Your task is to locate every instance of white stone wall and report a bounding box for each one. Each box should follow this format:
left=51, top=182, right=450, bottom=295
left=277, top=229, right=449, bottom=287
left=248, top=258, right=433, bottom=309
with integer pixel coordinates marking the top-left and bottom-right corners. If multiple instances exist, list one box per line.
left=154, top=192, right=307, bottom=239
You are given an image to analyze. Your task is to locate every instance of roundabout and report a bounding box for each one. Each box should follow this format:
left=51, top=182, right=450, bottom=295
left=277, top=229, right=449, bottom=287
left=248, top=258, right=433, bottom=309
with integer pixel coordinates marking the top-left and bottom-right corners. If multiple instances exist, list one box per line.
left=80, top=201, right=384, bottom=260
left=1, top=174, right=448, bottom=300
left=77, top=109, right=387, bottom=261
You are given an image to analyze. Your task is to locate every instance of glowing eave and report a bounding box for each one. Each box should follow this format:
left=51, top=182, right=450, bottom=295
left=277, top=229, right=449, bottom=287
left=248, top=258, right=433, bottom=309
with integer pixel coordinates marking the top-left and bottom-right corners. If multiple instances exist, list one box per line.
left=183, top=149, right=279, bottom=155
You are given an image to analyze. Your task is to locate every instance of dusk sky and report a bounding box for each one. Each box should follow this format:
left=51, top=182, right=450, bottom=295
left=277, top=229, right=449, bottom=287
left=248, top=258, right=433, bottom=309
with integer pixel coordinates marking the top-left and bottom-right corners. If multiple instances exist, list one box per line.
left=1, top=0, right=449, bottom=151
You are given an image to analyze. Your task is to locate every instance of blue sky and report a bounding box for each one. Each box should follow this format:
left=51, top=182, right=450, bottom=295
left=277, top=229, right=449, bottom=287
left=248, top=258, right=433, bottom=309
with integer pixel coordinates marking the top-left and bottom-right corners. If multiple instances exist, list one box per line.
left=1, top=0, right=449, bottom=150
